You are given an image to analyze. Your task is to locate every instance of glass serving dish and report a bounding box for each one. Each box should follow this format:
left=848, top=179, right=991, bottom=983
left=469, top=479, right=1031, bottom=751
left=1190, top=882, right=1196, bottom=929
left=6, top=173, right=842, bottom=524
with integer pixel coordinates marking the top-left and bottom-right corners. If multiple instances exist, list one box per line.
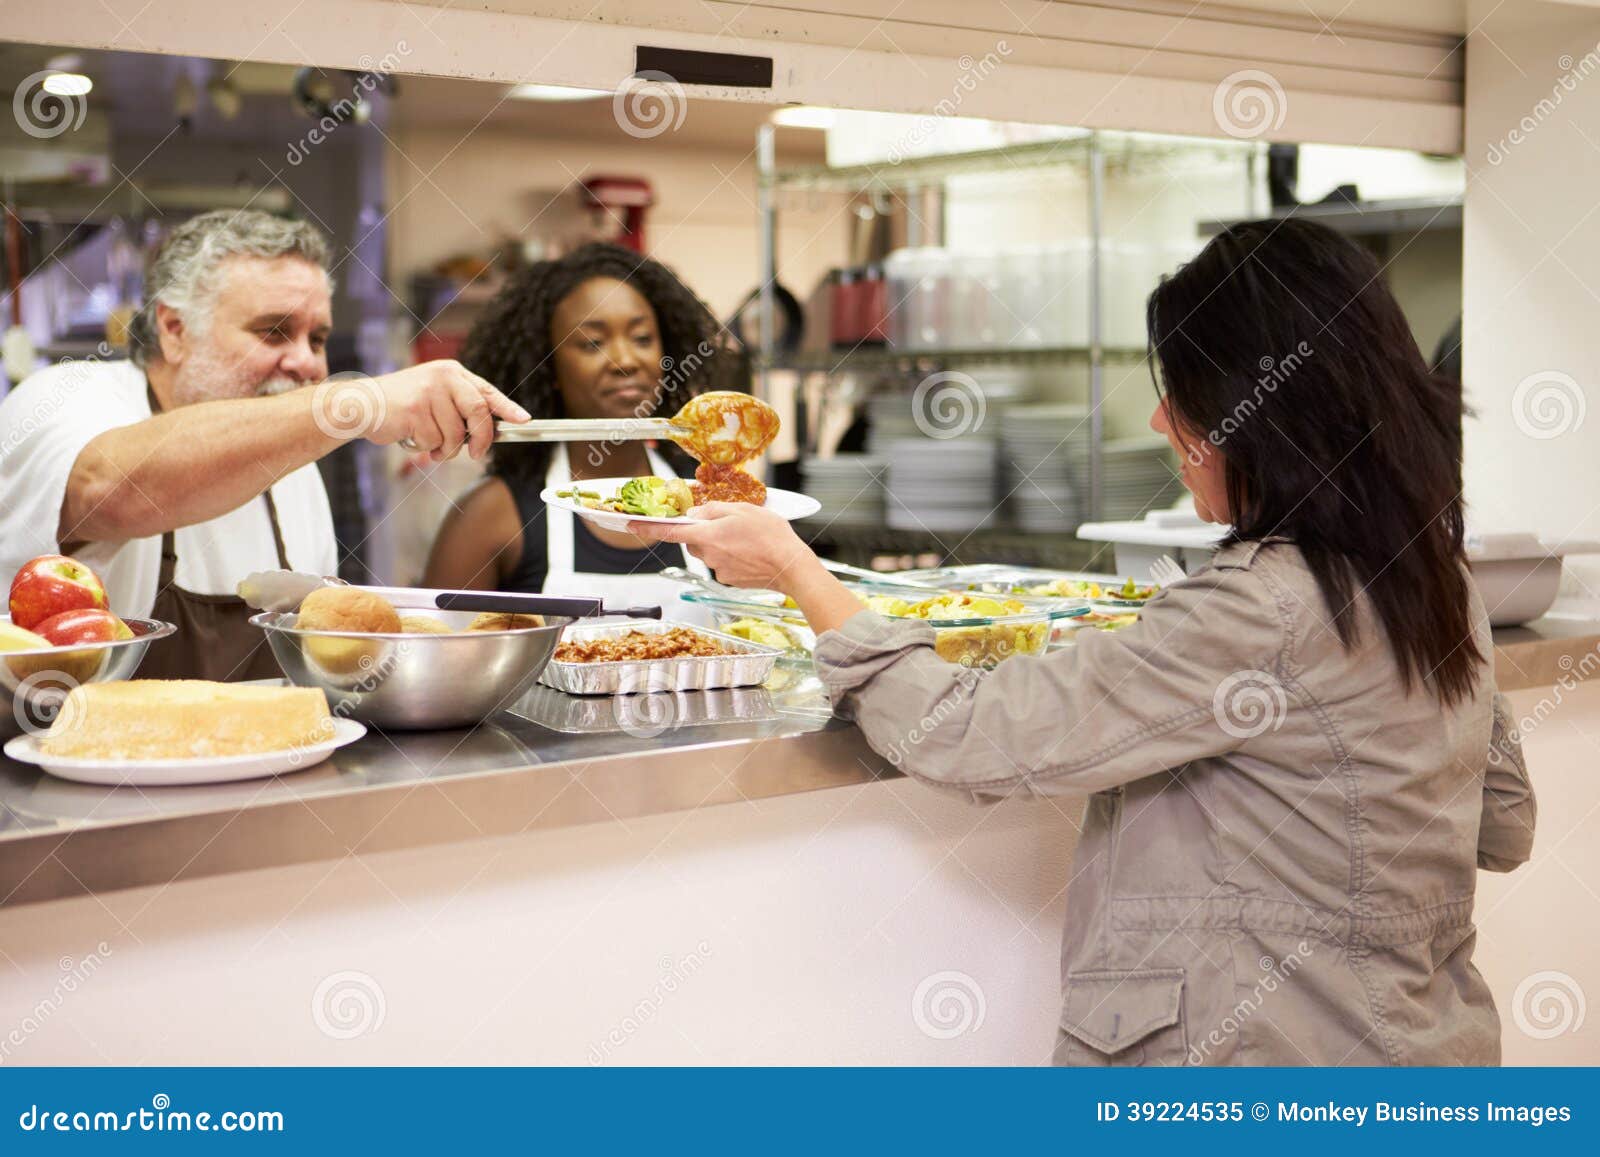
left=1050, top=608, right=1142, bottom=646
left=890, top=564, right=1160, bottom=610
left=681, top=583, right=1088, bottom=667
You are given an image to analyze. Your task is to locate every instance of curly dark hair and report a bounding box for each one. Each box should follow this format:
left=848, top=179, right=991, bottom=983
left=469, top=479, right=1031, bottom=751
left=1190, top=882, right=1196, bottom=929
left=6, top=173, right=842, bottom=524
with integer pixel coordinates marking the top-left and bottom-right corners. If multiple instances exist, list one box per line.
left=459, top=242, right=747, bottom=491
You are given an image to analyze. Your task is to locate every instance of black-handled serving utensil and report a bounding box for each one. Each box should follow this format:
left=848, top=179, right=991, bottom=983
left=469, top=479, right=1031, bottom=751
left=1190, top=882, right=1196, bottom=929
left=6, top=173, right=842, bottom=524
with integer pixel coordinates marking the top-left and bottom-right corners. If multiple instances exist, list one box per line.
left=239, top=570, right=661, bottom=620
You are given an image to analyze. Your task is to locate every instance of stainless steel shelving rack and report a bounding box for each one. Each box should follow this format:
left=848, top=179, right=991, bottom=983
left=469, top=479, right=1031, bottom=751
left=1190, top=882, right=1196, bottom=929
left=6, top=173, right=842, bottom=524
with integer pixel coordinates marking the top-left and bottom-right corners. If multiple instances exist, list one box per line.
left=753, top=126, right=1256, bottom=535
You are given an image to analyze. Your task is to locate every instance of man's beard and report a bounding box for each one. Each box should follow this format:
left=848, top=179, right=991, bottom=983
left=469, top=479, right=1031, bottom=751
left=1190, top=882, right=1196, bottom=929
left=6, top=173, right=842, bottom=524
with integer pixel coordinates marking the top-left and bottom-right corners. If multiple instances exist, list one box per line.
left=170, top=340, right=304, bottom=404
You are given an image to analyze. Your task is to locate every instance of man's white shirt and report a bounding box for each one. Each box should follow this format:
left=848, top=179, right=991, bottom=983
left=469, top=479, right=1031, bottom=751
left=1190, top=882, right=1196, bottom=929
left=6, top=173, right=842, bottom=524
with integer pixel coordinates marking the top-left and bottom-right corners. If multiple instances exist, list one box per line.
left=0, top=359, right=338, bottom=618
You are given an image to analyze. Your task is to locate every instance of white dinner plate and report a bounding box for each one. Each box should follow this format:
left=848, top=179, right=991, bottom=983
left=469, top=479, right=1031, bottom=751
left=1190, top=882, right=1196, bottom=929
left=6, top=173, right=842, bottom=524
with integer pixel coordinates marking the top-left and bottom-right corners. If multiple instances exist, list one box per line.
left=541, top=478, right=820, bottom=533
left=2, top=718, right=367, bottom=787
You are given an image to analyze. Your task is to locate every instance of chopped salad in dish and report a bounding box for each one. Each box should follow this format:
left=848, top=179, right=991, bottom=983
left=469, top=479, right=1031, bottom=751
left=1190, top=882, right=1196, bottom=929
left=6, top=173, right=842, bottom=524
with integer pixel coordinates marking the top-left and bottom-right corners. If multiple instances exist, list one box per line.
left=720, top=617, right=808, bottom=653
left=863, top=591, right=1033, bottom=620
left=854, top=590, right=1049, bottom=666
left=1013, top=576, right=1156, bottom=601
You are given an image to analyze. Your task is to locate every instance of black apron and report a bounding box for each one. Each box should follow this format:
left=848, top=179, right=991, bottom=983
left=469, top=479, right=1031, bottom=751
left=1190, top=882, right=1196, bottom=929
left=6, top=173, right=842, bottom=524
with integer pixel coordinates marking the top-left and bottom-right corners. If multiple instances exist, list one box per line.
left=138, top=383, right=290, bottom=682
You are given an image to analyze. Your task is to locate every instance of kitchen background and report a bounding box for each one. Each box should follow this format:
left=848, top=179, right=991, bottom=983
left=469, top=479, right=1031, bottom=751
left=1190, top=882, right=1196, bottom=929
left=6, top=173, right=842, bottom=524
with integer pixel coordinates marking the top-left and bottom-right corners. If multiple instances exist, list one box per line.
left=0, top=40, right=1464, bottom=588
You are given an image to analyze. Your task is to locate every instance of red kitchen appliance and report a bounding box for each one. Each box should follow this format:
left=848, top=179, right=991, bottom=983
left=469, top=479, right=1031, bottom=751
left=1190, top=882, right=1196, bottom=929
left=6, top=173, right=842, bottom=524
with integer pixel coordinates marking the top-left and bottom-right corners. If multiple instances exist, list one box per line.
left=577, top=176, right=654, bottom=253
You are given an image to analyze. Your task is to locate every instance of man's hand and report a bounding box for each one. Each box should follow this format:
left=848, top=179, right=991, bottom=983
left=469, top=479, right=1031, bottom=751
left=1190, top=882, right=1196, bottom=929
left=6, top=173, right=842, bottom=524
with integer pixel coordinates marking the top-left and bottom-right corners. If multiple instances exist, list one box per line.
left=325, top=360, right=530, bottom=463
left=60, top=360, right=531, bottom=547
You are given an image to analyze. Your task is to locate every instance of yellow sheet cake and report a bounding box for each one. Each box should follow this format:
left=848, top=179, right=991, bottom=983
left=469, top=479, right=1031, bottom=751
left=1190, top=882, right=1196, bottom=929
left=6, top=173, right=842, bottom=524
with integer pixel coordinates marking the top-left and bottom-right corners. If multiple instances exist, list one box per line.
left=40, top=680, right=335, bottom=760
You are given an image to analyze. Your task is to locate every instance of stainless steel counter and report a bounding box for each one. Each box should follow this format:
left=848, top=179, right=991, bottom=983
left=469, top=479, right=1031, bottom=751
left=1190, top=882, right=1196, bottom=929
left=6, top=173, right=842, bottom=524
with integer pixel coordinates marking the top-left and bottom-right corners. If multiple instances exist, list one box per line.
left=0, top=662, right=896, bottom=909
left=2, top=618, right=1588, bottom=911
left=1492, top=616, right=1600, bottom=691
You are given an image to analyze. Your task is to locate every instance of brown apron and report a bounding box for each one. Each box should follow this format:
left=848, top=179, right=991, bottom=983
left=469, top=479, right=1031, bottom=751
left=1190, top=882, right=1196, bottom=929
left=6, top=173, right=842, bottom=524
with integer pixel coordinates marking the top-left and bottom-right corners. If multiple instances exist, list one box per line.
left=139, top=384, right=292, bottom=682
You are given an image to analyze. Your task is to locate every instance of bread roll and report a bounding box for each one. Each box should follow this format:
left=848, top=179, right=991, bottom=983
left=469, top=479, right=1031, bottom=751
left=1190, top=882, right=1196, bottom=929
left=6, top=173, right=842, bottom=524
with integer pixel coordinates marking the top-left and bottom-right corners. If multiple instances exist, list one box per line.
left=296, top=587, right=401, bottom=634
left=465, top=612, right=545, bottom=632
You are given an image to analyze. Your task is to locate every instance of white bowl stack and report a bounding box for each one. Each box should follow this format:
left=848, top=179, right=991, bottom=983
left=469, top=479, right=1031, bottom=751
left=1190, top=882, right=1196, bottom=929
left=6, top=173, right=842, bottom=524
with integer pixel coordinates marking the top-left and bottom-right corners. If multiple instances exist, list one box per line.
left=1000, top=403, right=1092, bottom=532
left=864, top=393, right=926, bottom=454
left=799, top=454, right=889, bottom=529
left=1101, top=435, right=1186, bottom=520
left=884, top=437, right=1001, bottom=533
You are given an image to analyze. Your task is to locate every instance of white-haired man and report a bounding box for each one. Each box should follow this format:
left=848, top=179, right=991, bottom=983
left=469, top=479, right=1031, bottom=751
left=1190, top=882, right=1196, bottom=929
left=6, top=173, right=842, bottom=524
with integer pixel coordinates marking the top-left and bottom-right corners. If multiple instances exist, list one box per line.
left=0, top=209, right=528, bottom=680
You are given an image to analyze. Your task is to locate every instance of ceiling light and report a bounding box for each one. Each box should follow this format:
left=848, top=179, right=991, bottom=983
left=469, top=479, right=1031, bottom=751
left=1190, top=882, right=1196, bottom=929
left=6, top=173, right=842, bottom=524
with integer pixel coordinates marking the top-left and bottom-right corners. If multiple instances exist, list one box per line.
left=770, top=106, right=836, bottom=129
left=508, top=83, right=610, bottom=102
left=42, top=72, right=93, bottom=98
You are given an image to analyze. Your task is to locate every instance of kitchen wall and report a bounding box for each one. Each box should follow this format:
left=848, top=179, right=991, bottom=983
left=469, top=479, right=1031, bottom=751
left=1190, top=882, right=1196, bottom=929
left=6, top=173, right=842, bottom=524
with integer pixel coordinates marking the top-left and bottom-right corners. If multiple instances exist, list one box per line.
left=110, top=130, right=372, bottom=328
left=384, top=124, right=847, bottom=325
left=1462, top=0, right=1600, bottom=603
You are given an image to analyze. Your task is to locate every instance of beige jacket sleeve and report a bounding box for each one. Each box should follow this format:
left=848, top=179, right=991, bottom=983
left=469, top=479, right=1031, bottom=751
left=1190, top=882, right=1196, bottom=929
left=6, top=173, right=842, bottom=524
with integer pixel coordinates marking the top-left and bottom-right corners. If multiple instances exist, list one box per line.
left=1478, top=692, right=1536, bottom=872
left=813, top=562, right=1287, bottom=799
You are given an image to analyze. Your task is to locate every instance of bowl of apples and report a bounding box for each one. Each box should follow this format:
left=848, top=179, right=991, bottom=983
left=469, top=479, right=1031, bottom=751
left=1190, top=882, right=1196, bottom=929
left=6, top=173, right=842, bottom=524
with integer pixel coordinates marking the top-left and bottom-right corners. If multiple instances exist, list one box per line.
left=1, top=555, right=175, bottom=740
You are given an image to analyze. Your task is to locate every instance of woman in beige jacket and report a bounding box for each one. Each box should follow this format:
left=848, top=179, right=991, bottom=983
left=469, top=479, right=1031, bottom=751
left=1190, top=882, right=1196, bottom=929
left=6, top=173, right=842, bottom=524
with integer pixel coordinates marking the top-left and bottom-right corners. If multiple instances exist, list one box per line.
left=635, top=219, right=1536, bottom=1066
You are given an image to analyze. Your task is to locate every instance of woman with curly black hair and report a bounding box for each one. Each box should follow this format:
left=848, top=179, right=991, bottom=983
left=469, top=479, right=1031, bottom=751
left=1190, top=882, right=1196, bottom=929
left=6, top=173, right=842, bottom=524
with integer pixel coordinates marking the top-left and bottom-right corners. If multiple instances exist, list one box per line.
left=423, top=243, right=742, bottom=598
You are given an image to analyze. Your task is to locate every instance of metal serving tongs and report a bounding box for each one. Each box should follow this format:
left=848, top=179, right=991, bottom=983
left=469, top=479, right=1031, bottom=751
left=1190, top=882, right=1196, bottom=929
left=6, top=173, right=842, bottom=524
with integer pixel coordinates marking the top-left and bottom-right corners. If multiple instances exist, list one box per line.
left=493, top=391, right=782, bottom=467
left=656, top=566, right=740, bottom=596
left=657, top=561, right=939, bottom=600
left=493, top=416, right=686, bottom=446
left=816, top=558, right=946, bottom=593
left=238, top=570, right=661, bottom=620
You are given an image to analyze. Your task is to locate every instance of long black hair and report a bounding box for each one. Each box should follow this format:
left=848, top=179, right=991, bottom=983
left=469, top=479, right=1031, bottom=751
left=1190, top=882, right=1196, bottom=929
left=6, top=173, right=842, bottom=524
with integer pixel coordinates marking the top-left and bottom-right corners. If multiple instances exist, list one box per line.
left=460, top=242, right=745, bottom=490
left=1147, top=218, right=1482, bottom=704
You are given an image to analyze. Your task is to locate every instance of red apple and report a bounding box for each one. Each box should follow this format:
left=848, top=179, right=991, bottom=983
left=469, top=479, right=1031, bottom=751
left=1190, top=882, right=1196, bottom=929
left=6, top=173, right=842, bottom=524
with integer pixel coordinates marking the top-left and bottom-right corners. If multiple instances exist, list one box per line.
left=34, top=608, right=133, bottom=646
left=8, top=555, right=108, bottom=630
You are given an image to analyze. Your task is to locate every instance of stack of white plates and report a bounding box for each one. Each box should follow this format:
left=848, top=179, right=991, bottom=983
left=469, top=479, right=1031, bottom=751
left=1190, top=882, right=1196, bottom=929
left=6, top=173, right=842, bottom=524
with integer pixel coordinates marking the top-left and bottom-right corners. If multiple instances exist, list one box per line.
left=865, top=393, right=925, bottom=453
left=1101, top=435, right=1185, bottom=520
left=799, top=454, right=888, bottom=528
left=884, top=437, right=1000, bottom=533
left=864, top=370, right=1032, bottom=454
left=1000, top=403, right=1092, bottom=532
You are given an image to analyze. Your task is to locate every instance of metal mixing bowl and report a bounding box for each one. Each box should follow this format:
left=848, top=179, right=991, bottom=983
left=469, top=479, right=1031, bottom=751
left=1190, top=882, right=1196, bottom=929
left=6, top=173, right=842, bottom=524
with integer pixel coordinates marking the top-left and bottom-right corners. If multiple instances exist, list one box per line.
left=1, top=615, right=178, bottom=740
left=251, top=610, right=571, bottom=730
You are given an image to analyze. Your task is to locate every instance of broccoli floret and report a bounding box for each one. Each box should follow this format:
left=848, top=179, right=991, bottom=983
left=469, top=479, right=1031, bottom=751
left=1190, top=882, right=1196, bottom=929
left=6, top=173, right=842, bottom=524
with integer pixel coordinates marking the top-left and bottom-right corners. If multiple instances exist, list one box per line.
left=614, top=476, right=692, bottom=517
